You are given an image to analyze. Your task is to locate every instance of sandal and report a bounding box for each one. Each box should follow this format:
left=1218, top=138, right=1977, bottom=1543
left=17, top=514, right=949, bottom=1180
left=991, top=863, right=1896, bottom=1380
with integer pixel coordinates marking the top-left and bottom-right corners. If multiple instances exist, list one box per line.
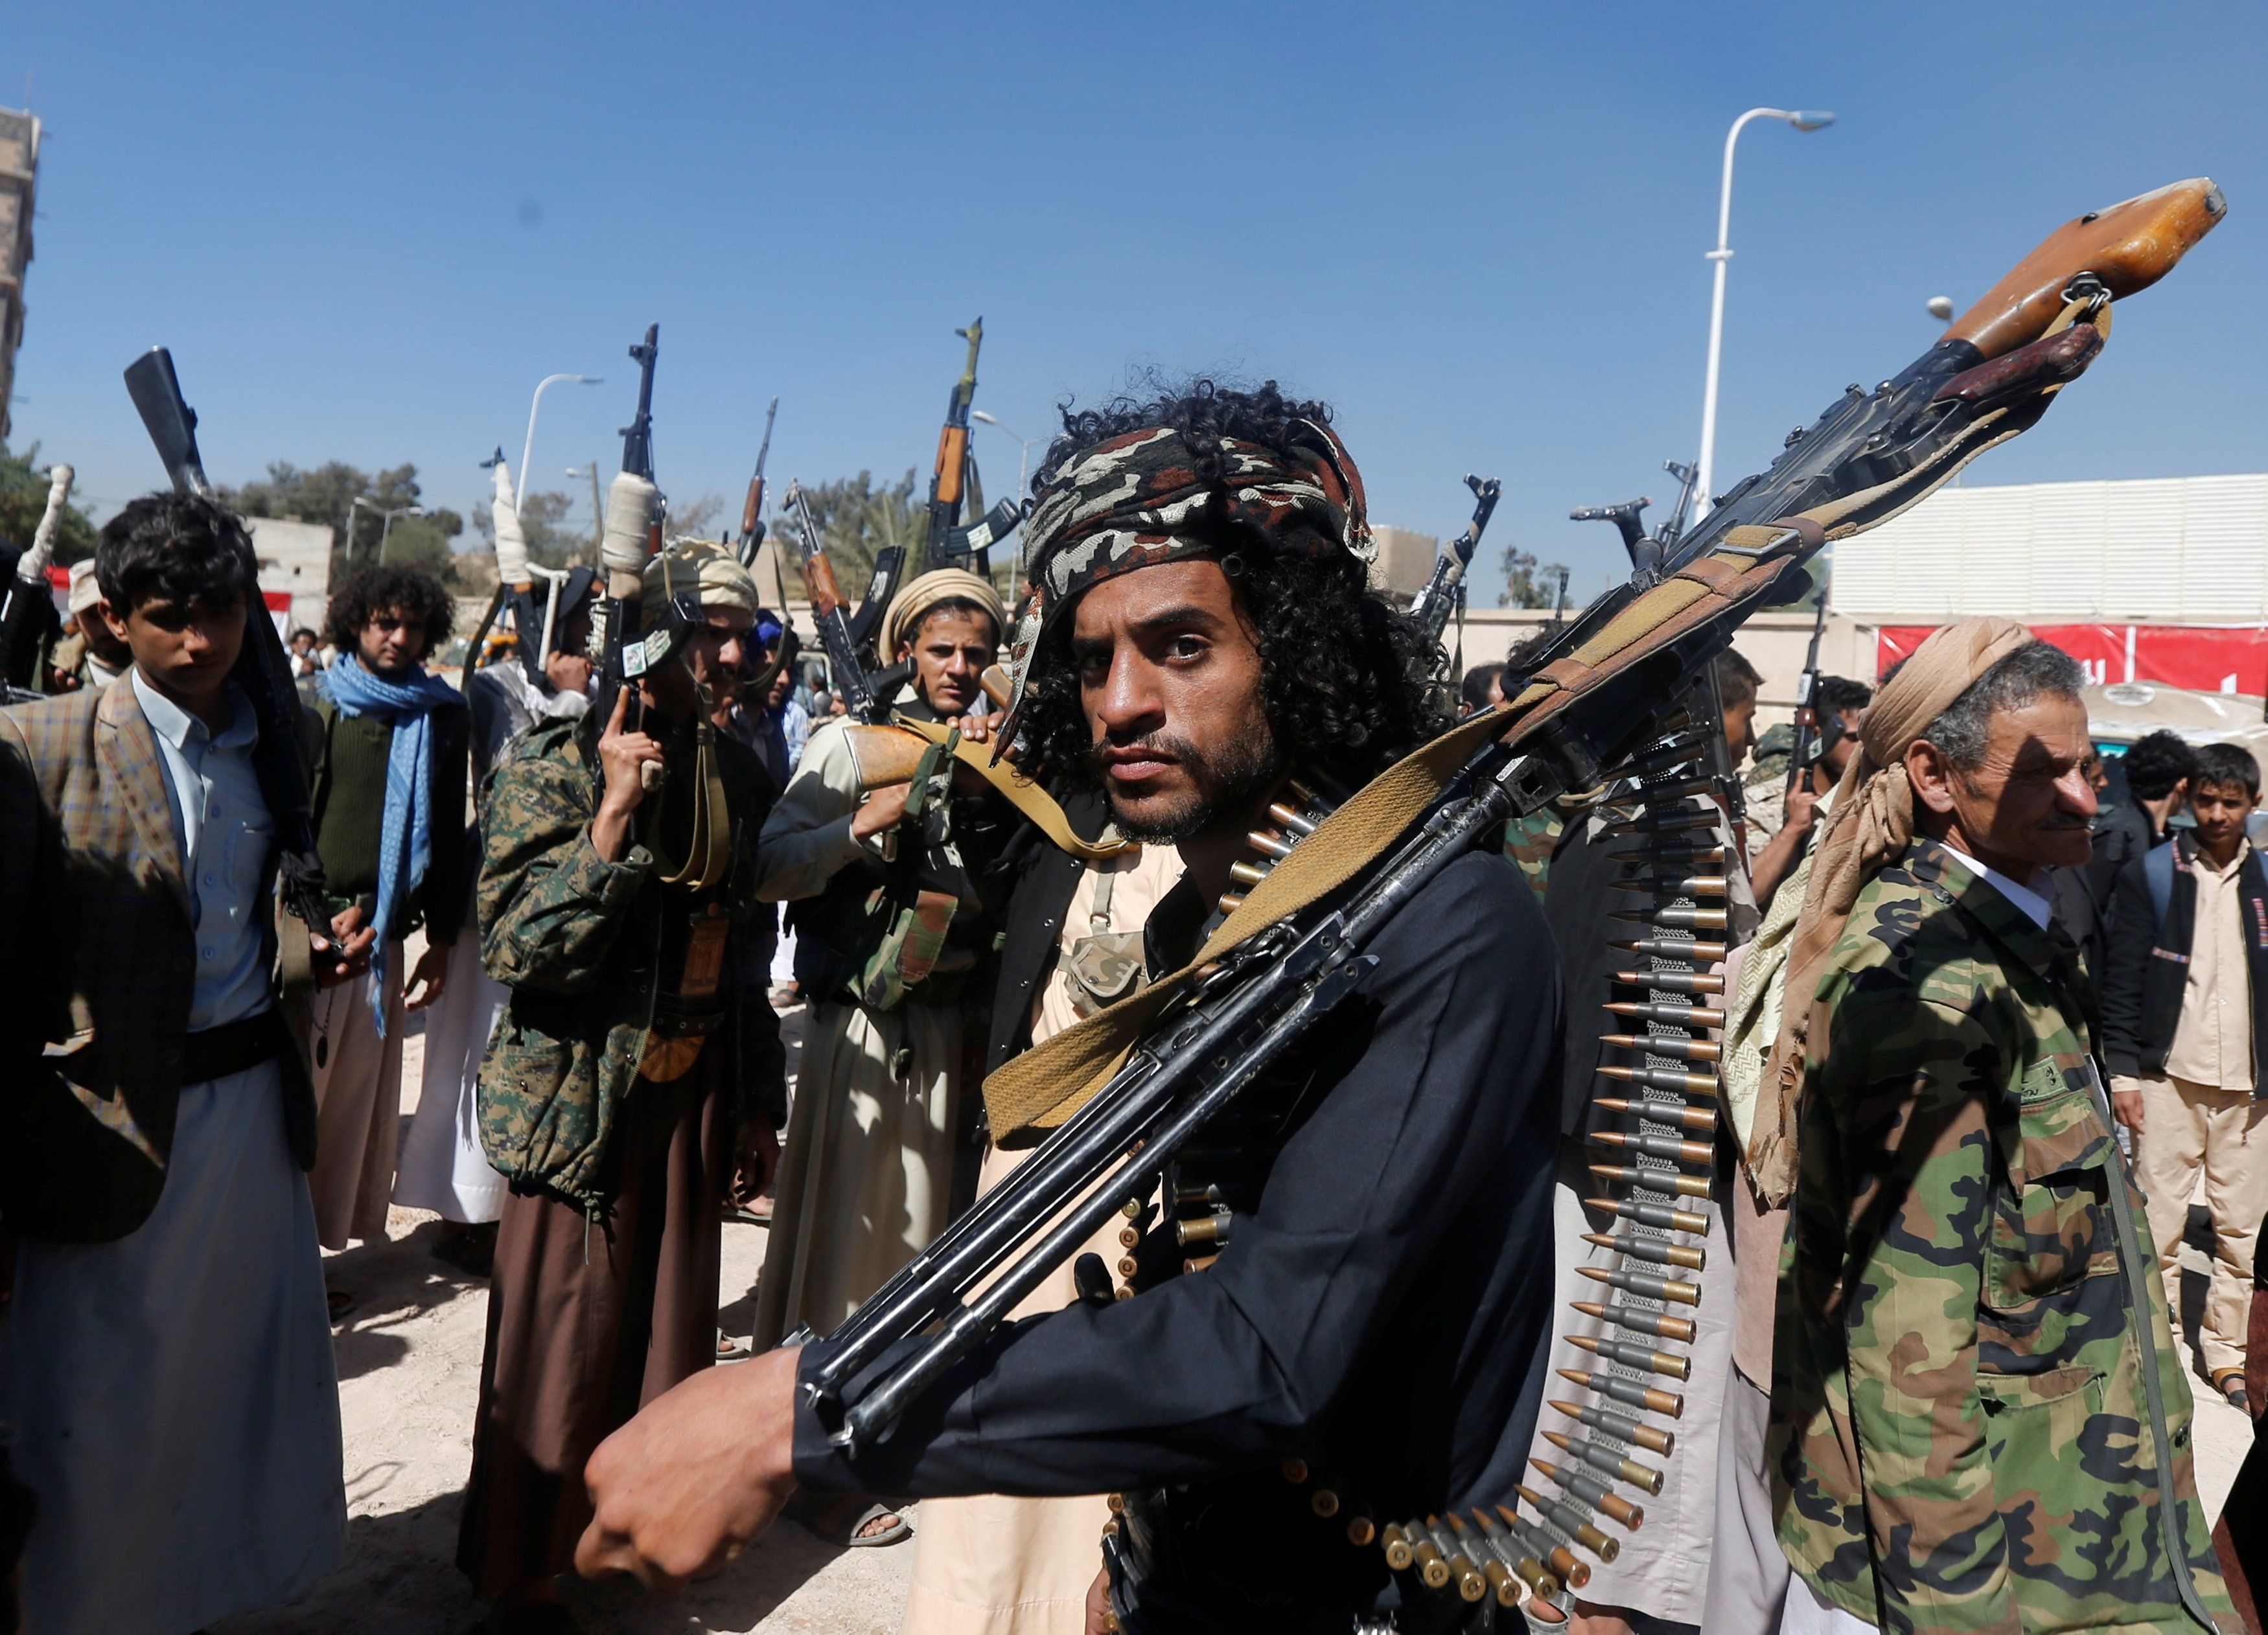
left=326, top=1286, right=357, bottom=1325
left=717, top=1328, right=752, bottom=1361
left=2216, top=1369, right=2252, bottom=1415
left=785, top=1492, right=911, bottom=1548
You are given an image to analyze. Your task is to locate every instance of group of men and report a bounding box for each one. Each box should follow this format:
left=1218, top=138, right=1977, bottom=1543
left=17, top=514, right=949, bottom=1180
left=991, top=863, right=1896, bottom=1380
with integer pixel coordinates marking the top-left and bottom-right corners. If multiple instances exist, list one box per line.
left=0, top=378, right=2257, bottom=1635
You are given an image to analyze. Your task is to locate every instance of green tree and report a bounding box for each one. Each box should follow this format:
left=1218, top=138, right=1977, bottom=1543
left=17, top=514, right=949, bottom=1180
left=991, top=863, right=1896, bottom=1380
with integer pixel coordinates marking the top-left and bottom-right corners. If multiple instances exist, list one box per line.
left=772, top=470, right=1017, bottom=601
left=470, top=489, right=591, bottom=571
left=222, top=460, right=465, bottom=584
left=0, top=442, right=99, bottom=566
left=1497, top=542, right=1571, bottom=610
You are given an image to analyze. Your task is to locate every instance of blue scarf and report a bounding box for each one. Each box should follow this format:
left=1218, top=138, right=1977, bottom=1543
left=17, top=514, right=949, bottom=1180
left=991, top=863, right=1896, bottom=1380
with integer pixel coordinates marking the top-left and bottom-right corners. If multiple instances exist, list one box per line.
left=320, top=652, right=464, bottom=1034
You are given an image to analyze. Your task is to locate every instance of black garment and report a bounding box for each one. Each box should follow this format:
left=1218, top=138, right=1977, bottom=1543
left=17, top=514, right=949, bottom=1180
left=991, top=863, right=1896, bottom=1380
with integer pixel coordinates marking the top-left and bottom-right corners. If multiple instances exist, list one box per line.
left=795, top=850, right=1562, bottom=1628
left=2099, top=831, right=2268, bottom=1089
left=2085, top=788, right=2162, bottom=912
left=2050, top=863, right=2105, bottom=987
left=1542, top=807, right=1619, bottom=1136
left=982, top=788, right=1110, bottom=1074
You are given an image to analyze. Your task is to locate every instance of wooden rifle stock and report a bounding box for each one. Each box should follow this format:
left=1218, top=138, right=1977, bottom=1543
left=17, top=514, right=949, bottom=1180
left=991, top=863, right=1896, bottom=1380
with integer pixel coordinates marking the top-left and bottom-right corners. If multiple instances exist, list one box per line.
left=1944, top=178, right=2224, bottom=360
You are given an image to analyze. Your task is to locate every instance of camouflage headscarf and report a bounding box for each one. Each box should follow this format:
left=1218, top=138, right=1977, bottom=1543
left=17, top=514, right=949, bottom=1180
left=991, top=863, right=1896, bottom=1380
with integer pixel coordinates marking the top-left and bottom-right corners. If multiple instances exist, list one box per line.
left=997, top=418, right=1375, bottom=735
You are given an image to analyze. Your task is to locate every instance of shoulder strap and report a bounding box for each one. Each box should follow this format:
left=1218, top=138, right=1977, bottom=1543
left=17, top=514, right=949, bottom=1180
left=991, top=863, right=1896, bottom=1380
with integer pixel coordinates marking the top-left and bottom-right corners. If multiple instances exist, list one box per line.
left=862, top=717, right=1137, bottom=865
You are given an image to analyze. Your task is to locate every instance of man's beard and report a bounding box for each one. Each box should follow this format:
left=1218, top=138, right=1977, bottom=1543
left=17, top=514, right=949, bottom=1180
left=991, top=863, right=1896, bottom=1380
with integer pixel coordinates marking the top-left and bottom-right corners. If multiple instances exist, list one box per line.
left=1086, top=728, right=1286, bottom=844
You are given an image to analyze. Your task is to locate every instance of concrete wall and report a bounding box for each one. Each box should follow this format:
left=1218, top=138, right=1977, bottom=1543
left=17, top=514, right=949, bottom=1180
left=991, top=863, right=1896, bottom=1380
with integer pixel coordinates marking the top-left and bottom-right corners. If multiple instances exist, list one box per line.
left=245, top=516, right=334, bottom=636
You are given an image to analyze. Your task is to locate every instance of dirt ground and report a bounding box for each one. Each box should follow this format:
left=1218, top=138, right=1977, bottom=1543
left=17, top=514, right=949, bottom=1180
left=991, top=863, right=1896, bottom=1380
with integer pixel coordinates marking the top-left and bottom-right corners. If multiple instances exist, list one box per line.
left=212, top=1004, right=2256, bottom=1634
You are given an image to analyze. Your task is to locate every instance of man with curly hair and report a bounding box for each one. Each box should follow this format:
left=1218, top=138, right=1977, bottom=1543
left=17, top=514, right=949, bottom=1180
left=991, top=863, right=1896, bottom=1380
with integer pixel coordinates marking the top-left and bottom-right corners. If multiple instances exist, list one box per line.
left=299, top=562, right=470, bottom=1286
left=575, top=381, right=1566, bottom=1635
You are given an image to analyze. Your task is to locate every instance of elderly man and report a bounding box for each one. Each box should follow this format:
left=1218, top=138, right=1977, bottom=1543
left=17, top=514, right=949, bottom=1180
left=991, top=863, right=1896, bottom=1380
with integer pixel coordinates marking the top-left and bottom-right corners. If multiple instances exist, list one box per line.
left=1759, top=621, right=2238, bottom=1635
left=454, top=539, right=785, bottom=1630
left=575, top=381, right=1561, bottom=1634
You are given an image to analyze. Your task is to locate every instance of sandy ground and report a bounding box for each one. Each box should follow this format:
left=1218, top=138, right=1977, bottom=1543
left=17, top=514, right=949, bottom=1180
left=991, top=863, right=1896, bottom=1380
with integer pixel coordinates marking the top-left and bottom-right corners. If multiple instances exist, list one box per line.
left=209, top=999, right=2255, bottom=1634
left=216, top=1004, right=918, bottom=1635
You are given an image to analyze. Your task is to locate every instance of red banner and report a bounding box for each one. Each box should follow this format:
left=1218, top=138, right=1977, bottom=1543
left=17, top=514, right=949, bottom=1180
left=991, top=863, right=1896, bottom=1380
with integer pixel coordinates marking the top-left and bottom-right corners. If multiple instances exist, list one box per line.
left=1875, top=624, right=2268, bottom=698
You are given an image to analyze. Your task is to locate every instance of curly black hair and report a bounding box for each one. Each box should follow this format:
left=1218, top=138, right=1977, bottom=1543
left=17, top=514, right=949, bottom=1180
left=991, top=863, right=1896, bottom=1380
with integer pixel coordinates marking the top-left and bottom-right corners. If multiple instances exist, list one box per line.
left=95, top=491, right=259, bottom=614
left=323, top=562, right=456, bottom=662
left=1015, top=378, right=1448, bottom=794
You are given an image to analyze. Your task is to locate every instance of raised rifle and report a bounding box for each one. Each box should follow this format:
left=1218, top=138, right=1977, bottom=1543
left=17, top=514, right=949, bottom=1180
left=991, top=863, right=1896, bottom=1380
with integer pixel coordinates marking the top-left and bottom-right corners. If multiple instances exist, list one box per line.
left=0, top=461, right=72, bottom=697
left=785, top=478, right=879, bottom=723
left=594, top=325, right=668, bottom=767
left=121, top=347, right=339, bottom=972
left=1406, top=475, right=1501, bottom=645
left=737, top=395, right=779, bottom=568
left=1785, top=585, right=1832, bottom=796
left=796, top=181, right=2222, bottom=1505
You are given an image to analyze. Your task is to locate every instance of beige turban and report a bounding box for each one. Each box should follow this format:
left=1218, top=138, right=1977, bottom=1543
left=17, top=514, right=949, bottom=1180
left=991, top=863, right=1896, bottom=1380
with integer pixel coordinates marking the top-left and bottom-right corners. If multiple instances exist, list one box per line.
left=881, top=568, right=1005, bottom=658
left=1747, top=615, right=2033, bottom=1202
left=641, top=537, right=758, bottom=631
left=67, top=558, right=103, bottom=618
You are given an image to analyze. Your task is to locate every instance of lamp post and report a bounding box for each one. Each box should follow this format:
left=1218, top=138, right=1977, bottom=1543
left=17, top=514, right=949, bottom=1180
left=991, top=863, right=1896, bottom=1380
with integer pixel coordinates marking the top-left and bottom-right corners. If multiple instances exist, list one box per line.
left=365, top=500, right=424, bottom=564
left=1693, top=106, right=1836, bottom=518
left=970, top=410, right=1042, bottom=500
left=519, top=373, right=603, bottom=511
left=565, top=463, right=605, bottom=557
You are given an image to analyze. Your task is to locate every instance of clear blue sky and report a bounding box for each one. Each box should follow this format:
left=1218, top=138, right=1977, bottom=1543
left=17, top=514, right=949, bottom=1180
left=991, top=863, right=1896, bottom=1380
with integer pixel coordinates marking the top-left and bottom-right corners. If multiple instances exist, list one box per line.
left=9, top=1, right=2262, bottom=601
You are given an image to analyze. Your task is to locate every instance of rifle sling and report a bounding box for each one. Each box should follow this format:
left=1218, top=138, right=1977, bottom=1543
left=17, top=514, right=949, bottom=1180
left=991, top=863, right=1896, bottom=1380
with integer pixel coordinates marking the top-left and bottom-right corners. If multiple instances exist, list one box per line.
left=982, top=382, right=2058, bottom=1145
left=872, top=717, right=1137, bottom=866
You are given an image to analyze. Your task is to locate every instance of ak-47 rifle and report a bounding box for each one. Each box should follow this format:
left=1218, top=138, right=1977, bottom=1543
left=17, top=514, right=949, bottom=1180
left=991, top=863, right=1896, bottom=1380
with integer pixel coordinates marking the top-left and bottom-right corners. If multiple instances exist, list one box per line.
left=794, top=178, right=2224, bottom=1473
left=595, top=324, right=667, bottom=761
left=120, top=347, right=340, bottom=971
left=786, top=478, right=879, bottom=724
left=1785, top=586, right=1832, bottom=796
left=846, top=321, right=1023, bottom=660
left=0, top=461, right=72, bottom=697
left=737, top=395, right=779, bottom=568
left=1407, top=475, right=1502, bottom=645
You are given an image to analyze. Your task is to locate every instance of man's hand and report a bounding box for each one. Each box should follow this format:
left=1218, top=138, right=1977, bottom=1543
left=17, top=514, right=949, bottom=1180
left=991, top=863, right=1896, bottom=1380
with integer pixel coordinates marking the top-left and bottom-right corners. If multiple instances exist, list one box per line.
left=735, top=1115, right=780, bottom=1204
left=1085, top=1568, right=1114, bottom=1635
left=593, top=689, right=664, bottom=863
left=403, top=941, right=452, bottom=1011
left=546, top=645, right=595, bottom=699
left=319, top=903, right=378, bottom=986
left=1785, top=787, right=1820, bottom=833
left=576, top=1345, right=803, bottom=1592
left=850, top=781, right=913, bottom=841
left=2113, top=1086, right=2146, bottom=1133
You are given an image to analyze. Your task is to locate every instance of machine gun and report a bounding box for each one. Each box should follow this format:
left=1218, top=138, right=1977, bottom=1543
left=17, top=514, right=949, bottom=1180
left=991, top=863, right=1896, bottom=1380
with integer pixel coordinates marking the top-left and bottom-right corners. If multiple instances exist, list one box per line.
left=846, top=321, right=1023, bottom=660
left=1406, top=474, right=1501, bottom=645
left=785, top=478, right=879, bottom=723
left=1785, top=586, right=1833, bottom=796
left=796, top=178, right=2225, bottom=1474
left=737, top=395, right=779, bottom=568
left=121, top=347, right=339, bottom=971
left=0, top=461, right=72, bottom=697
left=594, top=324, right=668, bottom=754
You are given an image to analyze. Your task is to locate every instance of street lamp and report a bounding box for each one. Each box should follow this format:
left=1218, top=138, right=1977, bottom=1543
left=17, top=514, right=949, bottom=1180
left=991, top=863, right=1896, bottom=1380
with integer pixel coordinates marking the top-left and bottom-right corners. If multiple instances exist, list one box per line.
left=520, top=373, right=603, bottom=511
left=1693, top=106, right=1836, bottom=518
left=970, top=410, right=1043, bottom=500
left=354, top=497, right=425, bottom=564
left=565, top=463, right=605, bottom=554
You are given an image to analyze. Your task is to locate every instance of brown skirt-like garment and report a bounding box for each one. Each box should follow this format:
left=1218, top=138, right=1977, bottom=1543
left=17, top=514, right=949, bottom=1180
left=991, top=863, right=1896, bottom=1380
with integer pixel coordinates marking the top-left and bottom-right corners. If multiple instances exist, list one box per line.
left=455, top=1052, right=733, bottom=1595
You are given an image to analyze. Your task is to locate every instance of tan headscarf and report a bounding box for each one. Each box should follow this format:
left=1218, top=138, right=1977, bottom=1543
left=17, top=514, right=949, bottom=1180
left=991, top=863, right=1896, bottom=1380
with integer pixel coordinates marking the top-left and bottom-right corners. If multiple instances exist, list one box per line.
left=640, top=536, right=758, bottom=629
left=1746, top=615, right=2033, bottom=1201
left=881, top=568, right=1006, bottom=658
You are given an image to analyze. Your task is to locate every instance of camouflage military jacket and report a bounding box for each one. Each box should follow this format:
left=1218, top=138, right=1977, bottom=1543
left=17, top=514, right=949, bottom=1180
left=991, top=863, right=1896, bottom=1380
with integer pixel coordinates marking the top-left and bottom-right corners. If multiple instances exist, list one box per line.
left=1770, top=839, right=2237, bottom=1635
left=474, top=715, right=784, bottom=1215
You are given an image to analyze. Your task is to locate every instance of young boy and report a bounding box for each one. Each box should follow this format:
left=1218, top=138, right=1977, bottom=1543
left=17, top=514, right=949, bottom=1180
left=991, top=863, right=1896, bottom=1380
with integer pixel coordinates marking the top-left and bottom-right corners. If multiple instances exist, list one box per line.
left=0, top=491, right=362, bottom=1632
left=2103, top=741, right=2268, bottom=1410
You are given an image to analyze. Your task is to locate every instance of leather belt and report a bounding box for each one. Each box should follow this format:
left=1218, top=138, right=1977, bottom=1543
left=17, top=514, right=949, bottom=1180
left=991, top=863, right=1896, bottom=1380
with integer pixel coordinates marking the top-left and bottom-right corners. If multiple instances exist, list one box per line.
left=181, top=1009, right=284, bottom=1084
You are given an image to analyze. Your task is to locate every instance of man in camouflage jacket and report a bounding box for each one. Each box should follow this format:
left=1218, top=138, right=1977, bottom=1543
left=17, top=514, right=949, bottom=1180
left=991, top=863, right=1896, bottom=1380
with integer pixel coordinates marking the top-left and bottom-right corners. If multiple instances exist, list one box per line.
left=1770, top=634, right=2236, bottom=1635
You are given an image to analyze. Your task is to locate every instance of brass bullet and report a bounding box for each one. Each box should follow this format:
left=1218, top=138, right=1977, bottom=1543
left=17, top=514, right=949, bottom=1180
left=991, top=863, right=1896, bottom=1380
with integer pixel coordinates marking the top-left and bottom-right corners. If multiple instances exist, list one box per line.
left=1510, top=1490, right=1619, bottom=1562
left=1556, top=1366, right=1685, bottom=1419
left=1266, top=801, right=1319, bottom=835
left=1612, top=906, right=1729, bottom=932
left=1579, top=1263, right=1702, bottom=1306
left=1599, top=1033, right=1722, bottom=1065
left=1228, top=859, right=1267, bottom=888
left=1543, top=1430, right=1668, bottom=1497
left=1117, top=1225, right=1141, bottom=1249
left=1182, top=1253, right=1219, bottom=1275
left=1570, top=1298, right=1698, bottom=1344
left=1595, top=1096, right=1717, bottom=1133
left=1604, top=1000, right=1726, bottom=1028
left=1608, top=957, right=1728, bottom=984
left=1174, top=1181, right=1225, bottom=1206
left=1608, top=842, right=1726, bottom=867
left=1116, top=1255, right=1140, bottom=1279
left=1380, top=1521, right=1416, bottom=1570
left=1176, top=1209, right=1232, bottom=1247
left=1610, top=875, right=1729, bottom=899
left=1497, top=1505, right=1590, bottom=1588
left=1531, top=1459, right=1644, bottom=1529
left=1407, top=1527, right=1452, bottom=1589
left=1119, top=1196, right=1146, bottom=1219
left=1589, top=1127, right=1715, bottom=1163
left=1343, top=1506, right=1376, bottom=1548
left=1442, top=1513, right=1522, bottom=1607
left=1420, top=1516, right=1488, bottom=1604
left=1570, top=1331, right=1693, bottom=1380
left=1247, top=828, right=1295, bottom=861
left=1586, top=1162, right=1710, bottom=1200
left=1582, top=1196, right=1710, bottom=1235
left=1312, top=1485, right=1342, bottom=1519
left=1582, top=1230, right=1707, bottom=1270
left=1547, top=1397, right=1676, bottom=1457
left=1280, top=1457, right=1309, bottom=1484
left=1597, top=1064, right=1720, bottom=1096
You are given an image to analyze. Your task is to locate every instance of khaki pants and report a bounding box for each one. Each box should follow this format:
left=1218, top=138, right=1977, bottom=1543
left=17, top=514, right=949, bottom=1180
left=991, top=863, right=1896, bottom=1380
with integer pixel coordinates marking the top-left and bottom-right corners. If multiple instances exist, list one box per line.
left=2136, top=1071, right=2268, bottom=1380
